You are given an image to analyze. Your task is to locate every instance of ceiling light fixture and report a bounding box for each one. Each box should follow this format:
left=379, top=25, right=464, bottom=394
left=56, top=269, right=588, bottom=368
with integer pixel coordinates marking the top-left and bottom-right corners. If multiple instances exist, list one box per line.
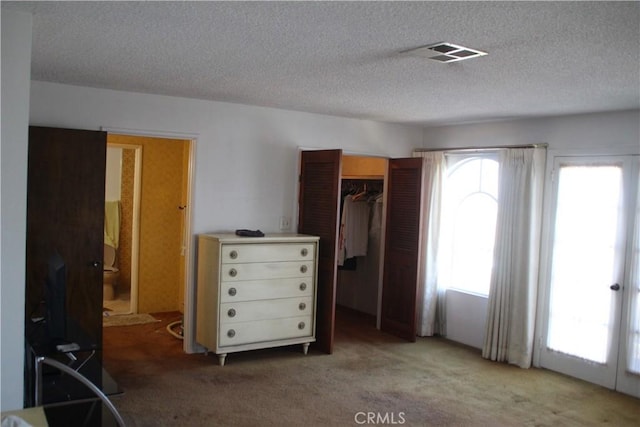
left=403, top=42, right=488, bottom=63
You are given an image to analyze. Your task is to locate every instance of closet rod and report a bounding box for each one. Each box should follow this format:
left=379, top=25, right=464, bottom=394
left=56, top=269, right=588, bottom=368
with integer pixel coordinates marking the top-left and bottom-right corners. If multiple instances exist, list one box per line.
left=414, top=143, right=548, bottom=153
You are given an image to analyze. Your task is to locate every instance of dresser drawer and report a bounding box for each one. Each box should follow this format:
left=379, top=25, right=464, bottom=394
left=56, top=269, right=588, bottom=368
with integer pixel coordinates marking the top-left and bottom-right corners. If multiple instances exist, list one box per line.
left=219, top=316, right=313, bottom=347
left=220, top=261, right=313, bottom=282
left=221, top=278, right=312, bottom=302
left=220, top=297, right=313, bottom=324
left=221, top=243, right=315, bottom=264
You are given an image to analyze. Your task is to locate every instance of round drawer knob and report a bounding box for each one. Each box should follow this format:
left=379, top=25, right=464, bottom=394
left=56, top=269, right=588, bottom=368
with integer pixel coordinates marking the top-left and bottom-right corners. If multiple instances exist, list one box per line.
left=229, top=250, right=238, bottom=259
left=298, top=322, right=305, bottom=330
left=228, top=287, right=237, bottom=296
left=227, top=329, right=236, bottom=338
left=299, top=282, right=307, bottom=291
left=299, top=302, right=306, bottom=311
left=300, top=248, right=308, bottom=257
left=300, top=265, right=308, bottom=274
left=229, top=268, right=237, bottom=277
left=227, top=308, right=236, bottom=318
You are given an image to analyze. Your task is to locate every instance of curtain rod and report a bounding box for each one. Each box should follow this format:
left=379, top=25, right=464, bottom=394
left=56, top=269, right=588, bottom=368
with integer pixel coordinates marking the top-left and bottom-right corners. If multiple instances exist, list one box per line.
left=414, top=143, right=548, bottom=153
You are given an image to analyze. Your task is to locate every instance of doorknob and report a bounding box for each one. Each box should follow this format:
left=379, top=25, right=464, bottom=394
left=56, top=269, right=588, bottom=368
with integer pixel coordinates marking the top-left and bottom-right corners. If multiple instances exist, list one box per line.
left=610, top=283, right=621, bottom=291
left=91, top=261, right=101, bottom=268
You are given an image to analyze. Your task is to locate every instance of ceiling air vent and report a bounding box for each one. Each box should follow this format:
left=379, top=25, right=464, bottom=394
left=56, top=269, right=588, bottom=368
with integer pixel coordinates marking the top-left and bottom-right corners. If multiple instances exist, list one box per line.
left=404, top=42, right=487, bottom=63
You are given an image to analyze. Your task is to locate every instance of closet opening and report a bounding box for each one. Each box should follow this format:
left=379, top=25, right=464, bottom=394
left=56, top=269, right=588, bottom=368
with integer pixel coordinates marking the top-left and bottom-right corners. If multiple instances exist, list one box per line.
left=336, top=155, right=387, bottom=330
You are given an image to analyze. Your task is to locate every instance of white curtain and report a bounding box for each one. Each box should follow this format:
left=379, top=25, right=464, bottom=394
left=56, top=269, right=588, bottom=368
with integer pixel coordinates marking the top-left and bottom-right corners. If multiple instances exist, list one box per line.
left=482, top=147, right=546, bottom=368
left=413, top=151, right=446, bottom=336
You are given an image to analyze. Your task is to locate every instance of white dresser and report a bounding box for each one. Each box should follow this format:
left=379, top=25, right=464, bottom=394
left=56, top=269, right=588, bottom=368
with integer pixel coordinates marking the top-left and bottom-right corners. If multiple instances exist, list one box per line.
left=196, top=233, right=319, bottom=365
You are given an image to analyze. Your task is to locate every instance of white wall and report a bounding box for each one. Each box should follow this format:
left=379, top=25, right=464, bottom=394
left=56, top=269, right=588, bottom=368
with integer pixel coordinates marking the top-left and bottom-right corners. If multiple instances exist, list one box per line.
left=105, top=147, right=122, bottom=201
left=445, top=290, right=488, bottom=349
left=30, top=81, right=422, bottom=236
left=422, top=110, right=640, bottom=349
left=422, top=110, right=640, bottom=153
left=1, top=9, right=32, bottom=411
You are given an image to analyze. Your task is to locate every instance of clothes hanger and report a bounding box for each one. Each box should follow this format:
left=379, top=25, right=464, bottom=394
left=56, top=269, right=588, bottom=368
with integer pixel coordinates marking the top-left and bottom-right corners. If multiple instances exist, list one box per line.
left=352, top=184, right=368, bottom=201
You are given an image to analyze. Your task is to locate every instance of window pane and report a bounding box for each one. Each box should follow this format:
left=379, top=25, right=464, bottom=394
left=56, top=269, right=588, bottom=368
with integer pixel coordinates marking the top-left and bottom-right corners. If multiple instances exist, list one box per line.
left=450, top=194, right=497, bottom=293
left=547, top=165, right=622, bottom=363
left=438, top=157, right=499, bottom=295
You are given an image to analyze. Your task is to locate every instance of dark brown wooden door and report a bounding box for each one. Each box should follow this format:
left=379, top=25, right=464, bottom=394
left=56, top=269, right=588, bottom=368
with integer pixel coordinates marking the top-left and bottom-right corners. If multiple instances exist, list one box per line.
left=25, top=126, right=106, bottom=351
left=380, top=158, right=424, bottom=341
left=298, top=149, right=342, bottom=354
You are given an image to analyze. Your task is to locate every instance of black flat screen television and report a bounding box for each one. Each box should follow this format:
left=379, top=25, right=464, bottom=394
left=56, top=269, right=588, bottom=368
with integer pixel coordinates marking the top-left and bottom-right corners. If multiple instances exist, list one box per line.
left=44, top=251, right=67, bottom=345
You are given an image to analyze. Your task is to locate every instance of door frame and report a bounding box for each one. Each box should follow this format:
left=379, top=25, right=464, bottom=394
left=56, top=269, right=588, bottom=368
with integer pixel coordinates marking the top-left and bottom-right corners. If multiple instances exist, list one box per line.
left=534, top=148, right=640, bottom=394
left=103, top=127, right=198, bottom=353
left=616, top=154, right=640, bottom=397
left=106, top=142, right=142, bottom=314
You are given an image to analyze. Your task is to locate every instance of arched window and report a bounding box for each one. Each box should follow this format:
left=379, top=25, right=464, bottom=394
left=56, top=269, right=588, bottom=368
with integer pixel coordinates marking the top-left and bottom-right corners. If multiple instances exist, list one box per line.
left=438, top=156, right=499, bottom=295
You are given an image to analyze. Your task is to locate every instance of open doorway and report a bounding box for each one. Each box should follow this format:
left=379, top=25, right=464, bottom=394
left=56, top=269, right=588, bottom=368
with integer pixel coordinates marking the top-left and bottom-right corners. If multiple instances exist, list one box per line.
left=102, top=134, right=192, bottom=325
left=335, top=155, right=387, bottom=327
left=103, top=143, right=141, bottom=314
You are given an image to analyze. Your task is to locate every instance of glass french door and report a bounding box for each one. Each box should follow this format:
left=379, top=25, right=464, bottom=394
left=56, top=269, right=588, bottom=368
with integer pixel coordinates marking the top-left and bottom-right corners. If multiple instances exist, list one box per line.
left=539, top=155, right=640, bottom=398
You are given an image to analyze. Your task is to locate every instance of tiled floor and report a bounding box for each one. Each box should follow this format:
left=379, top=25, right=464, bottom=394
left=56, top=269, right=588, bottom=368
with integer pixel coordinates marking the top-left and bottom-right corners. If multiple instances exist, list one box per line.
left=103, top=291, right=131, bottom=315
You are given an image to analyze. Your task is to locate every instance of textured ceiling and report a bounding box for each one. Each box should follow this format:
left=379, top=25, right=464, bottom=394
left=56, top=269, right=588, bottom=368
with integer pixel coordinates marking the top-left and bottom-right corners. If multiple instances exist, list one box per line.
left=4, top=1, right=639, bottom=126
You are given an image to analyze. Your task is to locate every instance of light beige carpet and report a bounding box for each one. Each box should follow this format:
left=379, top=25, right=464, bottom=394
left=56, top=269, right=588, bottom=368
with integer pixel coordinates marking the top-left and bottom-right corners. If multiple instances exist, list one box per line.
left=103, top=313, right=159, bottom=328
left=103, top=310, right=640, bottom=426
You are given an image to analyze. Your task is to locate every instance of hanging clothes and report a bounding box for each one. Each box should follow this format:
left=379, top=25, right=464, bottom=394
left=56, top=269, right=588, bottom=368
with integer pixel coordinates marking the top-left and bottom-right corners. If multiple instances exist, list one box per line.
left=338, top=195, right=370, bottom=266
left=370, top=194, right=383, bottom=240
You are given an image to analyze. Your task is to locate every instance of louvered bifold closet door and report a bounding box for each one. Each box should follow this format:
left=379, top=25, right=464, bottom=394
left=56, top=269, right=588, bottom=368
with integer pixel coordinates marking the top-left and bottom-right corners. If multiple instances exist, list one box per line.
left=298, top=149, right=342, bottom=354
left=381, top=158, right=424, bottom=341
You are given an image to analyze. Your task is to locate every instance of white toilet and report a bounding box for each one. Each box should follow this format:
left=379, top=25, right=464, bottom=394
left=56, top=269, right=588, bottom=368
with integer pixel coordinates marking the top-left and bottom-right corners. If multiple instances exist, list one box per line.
left=103, top=244, right=120, bottom=301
